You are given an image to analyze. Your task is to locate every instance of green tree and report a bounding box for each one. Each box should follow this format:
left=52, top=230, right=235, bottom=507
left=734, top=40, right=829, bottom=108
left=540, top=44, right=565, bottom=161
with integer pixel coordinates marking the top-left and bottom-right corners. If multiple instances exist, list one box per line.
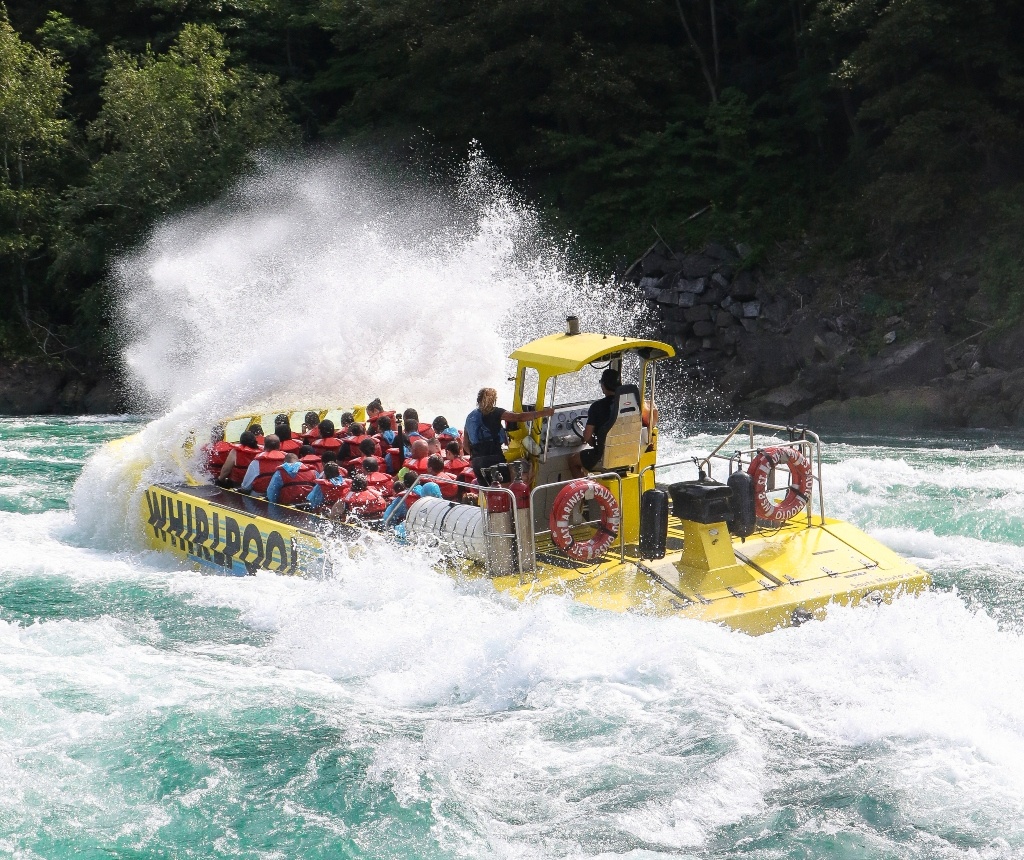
left=0, top=5, right=69, bottom=342
left=56, top=22, right=296, bottom=282
left=810, top=0, right=1024, bottom=236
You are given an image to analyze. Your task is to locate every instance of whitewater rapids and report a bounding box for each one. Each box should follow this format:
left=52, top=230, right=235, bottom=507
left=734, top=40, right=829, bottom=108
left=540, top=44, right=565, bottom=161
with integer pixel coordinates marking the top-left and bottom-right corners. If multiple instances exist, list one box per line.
left=1, top=153, right=1022, bottom=857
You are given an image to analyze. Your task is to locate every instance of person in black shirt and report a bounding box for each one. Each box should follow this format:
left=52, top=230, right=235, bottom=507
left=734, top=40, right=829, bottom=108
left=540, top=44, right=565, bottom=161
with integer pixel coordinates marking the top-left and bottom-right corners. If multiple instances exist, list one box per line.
left=568, top=368, right=620, bottom=477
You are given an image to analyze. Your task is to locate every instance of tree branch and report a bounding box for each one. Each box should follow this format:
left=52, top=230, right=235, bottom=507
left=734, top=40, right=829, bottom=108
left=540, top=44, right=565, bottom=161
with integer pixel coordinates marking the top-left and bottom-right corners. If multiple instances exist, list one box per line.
left=675, top=0, right=718, bottom=104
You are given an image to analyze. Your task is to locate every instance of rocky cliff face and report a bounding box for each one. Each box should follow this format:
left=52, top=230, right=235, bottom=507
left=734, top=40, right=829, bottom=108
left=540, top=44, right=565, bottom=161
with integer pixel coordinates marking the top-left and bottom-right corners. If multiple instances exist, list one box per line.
left=628, top=240, right=1024, bottom=431
left=0, top=360, right=122, bottom=415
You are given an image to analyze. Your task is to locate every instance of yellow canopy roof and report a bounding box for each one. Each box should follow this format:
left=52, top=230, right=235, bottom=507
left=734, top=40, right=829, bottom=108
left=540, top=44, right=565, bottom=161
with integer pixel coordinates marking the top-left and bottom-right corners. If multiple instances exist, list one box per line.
left=509, top=332, right=675, bottom=374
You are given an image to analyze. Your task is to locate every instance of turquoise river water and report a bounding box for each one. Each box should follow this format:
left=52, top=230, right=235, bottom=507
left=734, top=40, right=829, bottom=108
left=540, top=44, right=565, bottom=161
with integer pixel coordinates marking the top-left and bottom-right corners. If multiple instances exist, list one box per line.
left=1, top=415, right=1023, bottom=859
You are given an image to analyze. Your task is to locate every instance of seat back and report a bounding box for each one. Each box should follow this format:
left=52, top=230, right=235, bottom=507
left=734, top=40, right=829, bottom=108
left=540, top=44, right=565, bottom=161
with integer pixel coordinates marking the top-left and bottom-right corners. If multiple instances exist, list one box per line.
left=600, top=385, right=644, bottom=470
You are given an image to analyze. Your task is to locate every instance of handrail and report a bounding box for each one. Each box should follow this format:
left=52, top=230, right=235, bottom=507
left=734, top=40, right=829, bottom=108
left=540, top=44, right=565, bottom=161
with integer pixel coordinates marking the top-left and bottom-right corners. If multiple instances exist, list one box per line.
left=381, top=475, right=523, bottom=573
left=639, top=419, right=827, bottom=525
left=528, top=471, right=626, bottom=566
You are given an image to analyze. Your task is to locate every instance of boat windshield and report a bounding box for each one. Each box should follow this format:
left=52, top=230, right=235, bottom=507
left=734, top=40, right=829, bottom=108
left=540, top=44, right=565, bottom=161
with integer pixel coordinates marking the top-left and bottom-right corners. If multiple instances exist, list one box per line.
left=544, top=351, right=644, bottom=408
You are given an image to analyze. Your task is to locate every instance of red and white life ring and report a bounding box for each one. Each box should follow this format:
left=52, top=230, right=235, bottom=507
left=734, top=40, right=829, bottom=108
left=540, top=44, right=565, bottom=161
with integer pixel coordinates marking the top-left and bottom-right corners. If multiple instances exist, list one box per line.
left=747, top=446, right=813, bottom=523
left=549, top=479, right=621, bottom=562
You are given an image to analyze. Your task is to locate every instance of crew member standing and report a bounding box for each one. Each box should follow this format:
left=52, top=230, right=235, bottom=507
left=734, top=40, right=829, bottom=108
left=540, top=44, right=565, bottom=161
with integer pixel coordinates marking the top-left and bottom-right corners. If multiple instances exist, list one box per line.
left=464, top=387, right=553, bottom=483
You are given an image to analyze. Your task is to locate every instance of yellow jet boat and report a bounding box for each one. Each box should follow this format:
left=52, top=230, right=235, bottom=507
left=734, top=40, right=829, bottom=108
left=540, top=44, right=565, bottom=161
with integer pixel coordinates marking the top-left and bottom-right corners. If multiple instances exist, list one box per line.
left=136, top=325, right=929, bottom=635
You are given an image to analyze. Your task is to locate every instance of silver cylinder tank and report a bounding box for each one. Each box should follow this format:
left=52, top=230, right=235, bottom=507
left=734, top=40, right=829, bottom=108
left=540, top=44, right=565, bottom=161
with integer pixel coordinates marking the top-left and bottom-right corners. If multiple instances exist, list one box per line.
left=404, top=497, right=488, bottom=563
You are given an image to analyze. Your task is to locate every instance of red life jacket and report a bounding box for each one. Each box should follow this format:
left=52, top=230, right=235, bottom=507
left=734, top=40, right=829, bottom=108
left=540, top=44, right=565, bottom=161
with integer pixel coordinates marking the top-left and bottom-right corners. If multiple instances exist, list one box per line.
left=365, top=471, right=394, bottom=496
left=344, top=434, right=376, bottom=460
left=385, top=447, right=402, bottom=474
left=403, top=491, right=421, bottom=510
left=312, top=436, right=343, bottom=457
left=274, top=463, right=318, bottom=505
left=425, top=471, right=459, bottom=499
left=403, top=457, right=430, bottom=474
left=300, top=453, right=323, bottom=473
left=373, top=434, right=394, bottom=461
left=457, top=467, right=477, bottom=485
left=345, top=488, right=386, bottom=518
left=205, top=441, right=233, bottom=476
left=279, top=438, right=302, bottom=454
left=229, top=443, right=262, bottom=484
left=445, top=456, right=471, bottom=474
left=418, top=422, right=435, bottom=440
left=342, top=456, right=367, bottom=473
left=249, top=449, right=286, bottom=493
left=303, top=426, right=322, bottom=445
left=367, top=411, right=396, bottom=433
left=312, top=477, right=351, bottom=508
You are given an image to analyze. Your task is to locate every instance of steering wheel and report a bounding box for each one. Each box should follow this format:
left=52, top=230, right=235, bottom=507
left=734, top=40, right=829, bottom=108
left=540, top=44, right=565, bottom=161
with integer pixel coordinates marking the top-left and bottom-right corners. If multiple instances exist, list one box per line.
left=571, top=415, right=588, bottom=440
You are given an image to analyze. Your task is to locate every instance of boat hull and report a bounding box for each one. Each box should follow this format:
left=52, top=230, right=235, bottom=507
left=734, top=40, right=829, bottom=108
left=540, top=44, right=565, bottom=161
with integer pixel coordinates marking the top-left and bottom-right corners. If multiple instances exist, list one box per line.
left=140, top=484, right=928, bottom=634
left=141, top=483, right=331, bottom=577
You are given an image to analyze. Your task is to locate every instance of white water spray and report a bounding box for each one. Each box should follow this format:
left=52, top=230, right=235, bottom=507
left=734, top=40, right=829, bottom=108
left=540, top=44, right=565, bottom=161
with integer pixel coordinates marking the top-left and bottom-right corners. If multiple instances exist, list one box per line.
left=72, top=151, right=641, bottom=547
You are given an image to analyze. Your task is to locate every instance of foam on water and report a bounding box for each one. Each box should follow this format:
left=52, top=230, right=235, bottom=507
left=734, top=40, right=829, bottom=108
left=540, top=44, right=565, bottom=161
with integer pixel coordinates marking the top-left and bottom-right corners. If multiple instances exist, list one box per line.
left=5, top=514, right=1024, bottom=856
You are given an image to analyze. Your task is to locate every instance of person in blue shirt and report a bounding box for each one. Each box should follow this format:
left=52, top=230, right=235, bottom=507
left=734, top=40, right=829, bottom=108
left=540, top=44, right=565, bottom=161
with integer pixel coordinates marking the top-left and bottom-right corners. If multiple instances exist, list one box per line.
left=464, top=387, right=553, bottom=483
left=377, top=415, right=397, bottom=447
left=305, top=461, right=348, bottom=509
left=266, top=454, right=302, bottom=503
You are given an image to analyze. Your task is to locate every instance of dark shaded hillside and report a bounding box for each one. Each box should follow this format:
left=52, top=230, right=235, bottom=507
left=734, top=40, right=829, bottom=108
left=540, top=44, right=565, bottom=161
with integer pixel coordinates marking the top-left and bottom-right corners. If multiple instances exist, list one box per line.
left=1, top=0, right=1023, bottom=416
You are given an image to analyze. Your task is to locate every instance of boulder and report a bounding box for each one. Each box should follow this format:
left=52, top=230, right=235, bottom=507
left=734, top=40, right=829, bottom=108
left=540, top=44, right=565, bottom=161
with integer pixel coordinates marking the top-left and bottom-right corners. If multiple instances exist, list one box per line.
left=678, top=255, right=716, bottom=279
left=716, top=310, right=737, bottom=328
left=701, top=286, right=723, bottom=305
left=678, top=277, right=707, bottom=294
left=692, top=320, right=716, bottom=338
left=84, top=378, right=122, bottom=413
left=0, top=360, right=63, bottom=414
left=58, top=379, right=89, bottom=410
left=812, top=332, right=848, bottom=362
left=947, top=368, right=1013, bottom=427
left=804, top=388, right=950, bottom=431
left=735, top=331, right=803, bottom=391
left=729, top=271, right=758, bottom=300
left=754, top=383, right=817, bottom=418
left=639, top=276, right=660, bottom=298
left=684, top=304, right=712, bottom=323
left=703, top=242, right=738, bottom=263
left=843, top=339, right=946, bottom=397
left=742, top=301, right=761, bottom=318
left=983, top=321, right=1024, bottom=370
left=761, top=300, right=791, bottom=326
left=642, top=254, right=670, bottom=275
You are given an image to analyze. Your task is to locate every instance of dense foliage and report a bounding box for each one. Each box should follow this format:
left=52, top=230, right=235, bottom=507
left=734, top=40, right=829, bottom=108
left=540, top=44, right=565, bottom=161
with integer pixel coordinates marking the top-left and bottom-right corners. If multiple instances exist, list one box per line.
left=0, top=0, right=1022, bottom=364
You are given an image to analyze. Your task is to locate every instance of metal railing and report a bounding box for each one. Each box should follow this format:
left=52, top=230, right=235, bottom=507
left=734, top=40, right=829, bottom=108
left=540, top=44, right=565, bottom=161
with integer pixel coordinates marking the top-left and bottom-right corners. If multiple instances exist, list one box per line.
left=639, top=420, right=826, bottom=527
left=528, top=471, right=626, bottom=565
left=381, top=474, right=525, bottom=575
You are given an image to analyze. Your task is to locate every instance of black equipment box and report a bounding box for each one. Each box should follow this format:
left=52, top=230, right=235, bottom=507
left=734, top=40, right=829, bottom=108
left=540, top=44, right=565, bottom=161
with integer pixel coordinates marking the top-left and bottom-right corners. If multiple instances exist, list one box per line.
left=669, top=480, right=733, bottom=524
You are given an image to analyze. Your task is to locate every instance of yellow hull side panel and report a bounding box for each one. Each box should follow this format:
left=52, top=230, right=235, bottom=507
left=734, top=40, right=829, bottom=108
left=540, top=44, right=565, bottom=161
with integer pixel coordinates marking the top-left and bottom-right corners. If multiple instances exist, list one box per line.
left=141, top=484, right=327, bottom=577
left=139, top=483, right=927, bottom=635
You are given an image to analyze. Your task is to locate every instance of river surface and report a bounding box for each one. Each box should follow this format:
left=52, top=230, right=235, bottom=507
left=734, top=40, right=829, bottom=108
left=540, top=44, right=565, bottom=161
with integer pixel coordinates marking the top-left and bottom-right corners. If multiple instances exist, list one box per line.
left=2, top=416, right=1023, bottom=859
